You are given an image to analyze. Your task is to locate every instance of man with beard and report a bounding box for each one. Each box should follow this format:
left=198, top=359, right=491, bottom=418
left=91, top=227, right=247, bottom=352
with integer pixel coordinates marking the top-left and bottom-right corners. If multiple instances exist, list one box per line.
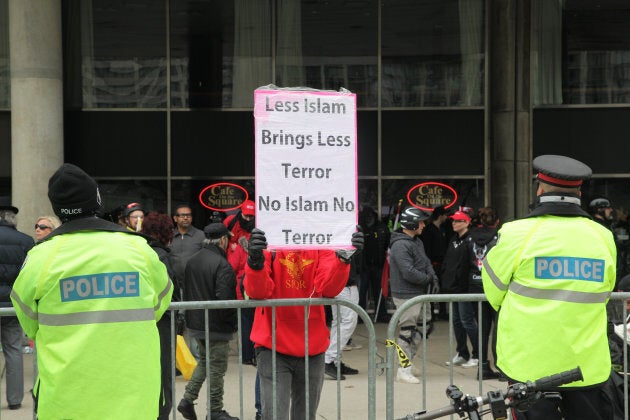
left=589, top=197, right=614, bottom=230
left=224, top=200, right=255, bottom=246
left=171, top=204, right=205, bottom=292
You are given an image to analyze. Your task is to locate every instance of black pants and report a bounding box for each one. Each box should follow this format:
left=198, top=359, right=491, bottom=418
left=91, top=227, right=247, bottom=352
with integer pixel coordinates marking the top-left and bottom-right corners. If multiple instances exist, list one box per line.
left=240, top=307, right=256, bottom=362
left=157, top=315, right=174, bottom=420
left=511, top=386, right=613, bottom=420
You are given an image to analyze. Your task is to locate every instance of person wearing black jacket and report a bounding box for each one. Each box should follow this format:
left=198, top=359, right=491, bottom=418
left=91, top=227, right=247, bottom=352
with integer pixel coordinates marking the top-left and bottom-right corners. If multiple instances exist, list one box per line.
left=466, top=207, right=501, bottom=380
left=359, top=207, right=390, bottom=322
left=141, top=211, right=180, bottom=420
left=0, top=197, right=34, bottom=410
left=441, top=211, right=478, bottom=369
left=178, top=223, right=238, bottom=420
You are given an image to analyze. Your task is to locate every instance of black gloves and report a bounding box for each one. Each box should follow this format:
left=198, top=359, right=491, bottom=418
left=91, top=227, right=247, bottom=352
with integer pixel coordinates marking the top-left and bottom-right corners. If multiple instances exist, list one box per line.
left=350, top=229, right=364, bottom=252
left=247, top=228, right=267, bottom=270
left=336, top=227, right=364, bottom=264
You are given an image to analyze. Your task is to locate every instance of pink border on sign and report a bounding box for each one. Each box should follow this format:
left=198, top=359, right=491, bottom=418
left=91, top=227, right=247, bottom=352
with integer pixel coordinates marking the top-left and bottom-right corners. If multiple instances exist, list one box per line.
left=254, top=88, right=358, bottom=250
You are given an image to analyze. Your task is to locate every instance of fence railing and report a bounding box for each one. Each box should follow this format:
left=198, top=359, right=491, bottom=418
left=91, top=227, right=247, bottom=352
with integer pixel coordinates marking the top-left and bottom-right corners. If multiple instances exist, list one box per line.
left=3, top=293, right=630, bottom=420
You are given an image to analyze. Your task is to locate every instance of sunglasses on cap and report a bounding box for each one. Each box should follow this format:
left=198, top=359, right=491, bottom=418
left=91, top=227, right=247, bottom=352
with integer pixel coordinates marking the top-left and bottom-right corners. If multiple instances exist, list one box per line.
left=34, top=224, right=52, bottom=230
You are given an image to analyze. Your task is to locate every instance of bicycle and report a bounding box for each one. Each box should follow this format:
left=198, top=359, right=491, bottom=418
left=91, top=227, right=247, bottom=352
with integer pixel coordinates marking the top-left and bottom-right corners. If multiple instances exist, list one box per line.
left=396, top=367, right=583, bottom=420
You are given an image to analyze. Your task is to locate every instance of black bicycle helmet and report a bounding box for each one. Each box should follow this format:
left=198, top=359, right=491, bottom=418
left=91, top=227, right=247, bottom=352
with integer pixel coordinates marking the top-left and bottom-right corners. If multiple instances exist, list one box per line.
left=588, top=197, right=612, bottom=212
left=399, top=206, right=430, bottom=230
left=124, top=202, right=144, bottom=217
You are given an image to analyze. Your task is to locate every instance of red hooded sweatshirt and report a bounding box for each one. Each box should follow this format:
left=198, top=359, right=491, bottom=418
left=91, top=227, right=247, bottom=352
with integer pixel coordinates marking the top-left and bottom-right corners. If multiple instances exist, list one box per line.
left=244, top=249, right=349, bottom=357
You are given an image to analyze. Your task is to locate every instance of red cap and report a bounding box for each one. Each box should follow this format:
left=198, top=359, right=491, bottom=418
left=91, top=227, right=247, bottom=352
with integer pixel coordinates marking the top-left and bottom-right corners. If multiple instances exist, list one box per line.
left=241, top=200, right=255, bottom=216
left=449, top=211, right=471, bottom=223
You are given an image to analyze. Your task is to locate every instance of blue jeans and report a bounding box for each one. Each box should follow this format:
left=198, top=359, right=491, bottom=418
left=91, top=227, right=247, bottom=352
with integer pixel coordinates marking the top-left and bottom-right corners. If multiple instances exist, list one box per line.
left=457, top=301, right=478, bottom=359
left=453, top=302, right=479, bottom=359
left=256, top=347, right=324, bottom=420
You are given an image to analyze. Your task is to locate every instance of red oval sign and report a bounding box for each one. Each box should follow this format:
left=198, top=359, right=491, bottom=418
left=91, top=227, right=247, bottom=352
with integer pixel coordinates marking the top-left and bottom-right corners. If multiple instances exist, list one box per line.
left=198, top=183, right=249, bottom=212
left=406, top=182, right=458, bottom=211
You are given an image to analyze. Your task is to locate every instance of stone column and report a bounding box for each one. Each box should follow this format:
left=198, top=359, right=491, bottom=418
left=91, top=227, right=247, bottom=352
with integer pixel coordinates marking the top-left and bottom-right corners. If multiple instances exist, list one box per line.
left=488, top=0, right=532, bottom=222
left=9, top=0, right=64, bottom=234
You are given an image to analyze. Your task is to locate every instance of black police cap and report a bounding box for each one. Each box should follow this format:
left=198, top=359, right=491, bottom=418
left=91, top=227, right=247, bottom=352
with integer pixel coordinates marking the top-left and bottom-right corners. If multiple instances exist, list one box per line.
left=533, top=155, right=592, bottom=187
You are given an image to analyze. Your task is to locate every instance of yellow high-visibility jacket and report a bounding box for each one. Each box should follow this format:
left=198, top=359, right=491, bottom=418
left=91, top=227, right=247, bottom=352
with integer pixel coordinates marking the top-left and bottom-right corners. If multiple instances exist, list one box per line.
left=482, top=214, right=615, bottom=387
left=11, top=223, right=172, bottom=420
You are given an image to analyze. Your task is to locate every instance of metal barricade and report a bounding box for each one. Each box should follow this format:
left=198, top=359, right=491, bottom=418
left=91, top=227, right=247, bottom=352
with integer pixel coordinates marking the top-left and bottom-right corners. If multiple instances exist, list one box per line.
left=384, top=293, right=630, bottom=420
left=0, top=298, right=379, bottom=420
left=5, top=292, right=630, bottom=419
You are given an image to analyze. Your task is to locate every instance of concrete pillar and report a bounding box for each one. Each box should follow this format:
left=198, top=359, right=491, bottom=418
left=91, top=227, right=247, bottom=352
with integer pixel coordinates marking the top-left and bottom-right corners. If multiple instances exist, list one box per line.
left=488, top=0, right=532, bottom=222
left=9, top=0, right=64, bottom=234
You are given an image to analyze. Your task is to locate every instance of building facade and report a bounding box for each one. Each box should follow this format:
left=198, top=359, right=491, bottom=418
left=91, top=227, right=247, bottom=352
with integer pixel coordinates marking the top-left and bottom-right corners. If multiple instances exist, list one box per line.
left=2, top=0, right=630, bottom=234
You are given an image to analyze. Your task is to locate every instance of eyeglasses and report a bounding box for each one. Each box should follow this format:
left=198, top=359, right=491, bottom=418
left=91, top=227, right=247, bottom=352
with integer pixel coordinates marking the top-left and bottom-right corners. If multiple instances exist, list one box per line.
left=129, top=215, right=143, bottom=220
left=452, top=220, right=468, bottom=224
left=176, top=214, right=192, bottom=218
left=34, top=224, right=52, bottom=230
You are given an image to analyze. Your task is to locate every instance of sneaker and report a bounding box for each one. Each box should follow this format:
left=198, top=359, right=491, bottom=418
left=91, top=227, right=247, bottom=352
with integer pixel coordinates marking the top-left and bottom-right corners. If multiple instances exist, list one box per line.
left=396, top=366, right=420, bottom=384
left=8, top=403, right=21, bottom=410
left=462, top=358, right=479, bottom=368
left=177, top=398, right=198, bottom=420
left=411, top=365, right=422, bottom=377
left=210, top=410, right=239, bottom=420
left=325, top=362, right=345, bottom=380
left=477, top=369, right=502, bottom=380
left=343, top=339, right=362, bottom=351
left=445, top=354, right=467, bottom=366
left=339, top=362, right=359, bottom=375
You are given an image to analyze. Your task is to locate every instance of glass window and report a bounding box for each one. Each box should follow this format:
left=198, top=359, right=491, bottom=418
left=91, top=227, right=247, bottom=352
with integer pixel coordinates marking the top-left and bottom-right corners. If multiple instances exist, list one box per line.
left=98, top=180, right=168, bottom=222
left=170, top=1, right=272, bottom=109
left=276, top=0, right=378, bottom=108
left=171, top=179, right=255, bottom=228
left=534, top=0, right=630, bottom=105
left=381, top=0, right=485, bottom=107
left=0, top=0, right=8, bottom=109
left=381, top=178, right=485, bottom=220
left=65, top=0, right=167, bottom=108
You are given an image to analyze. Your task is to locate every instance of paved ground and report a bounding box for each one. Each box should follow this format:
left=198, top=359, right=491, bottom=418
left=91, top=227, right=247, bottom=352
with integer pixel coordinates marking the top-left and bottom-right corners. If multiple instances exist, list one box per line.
left=3, top=319, right=505, bottom=419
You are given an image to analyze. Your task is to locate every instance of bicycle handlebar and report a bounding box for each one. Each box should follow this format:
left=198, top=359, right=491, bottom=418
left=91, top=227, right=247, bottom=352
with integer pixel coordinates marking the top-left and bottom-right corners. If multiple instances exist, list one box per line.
left=528, top=367, right=583, bottom=392
left=398, top=367, right=583, bottom=420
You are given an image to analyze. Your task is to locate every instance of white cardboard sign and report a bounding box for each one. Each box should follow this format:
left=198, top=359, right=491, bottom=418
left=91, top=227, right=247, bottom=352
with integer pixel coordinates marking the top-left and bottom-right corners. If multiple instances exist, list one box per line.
left=254, top=88, right=357, bottom=249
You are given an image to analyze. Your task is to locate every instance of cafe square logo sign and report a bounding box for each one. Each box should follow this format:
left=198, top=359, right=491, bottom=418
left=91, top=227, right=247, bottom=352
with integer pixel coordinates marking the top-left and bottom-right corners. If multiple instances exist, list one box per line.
left=199, top=182, right=249, bottom=212
left=407, top=182, right=458, bottom=211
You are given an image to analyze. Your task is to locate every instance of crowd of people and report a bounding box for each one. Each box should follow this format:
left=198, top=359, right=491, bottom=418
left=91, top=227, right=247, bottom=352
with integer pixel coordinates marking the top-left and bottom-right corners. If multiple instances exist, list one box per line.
left=1, top=154, right=626, bottom=419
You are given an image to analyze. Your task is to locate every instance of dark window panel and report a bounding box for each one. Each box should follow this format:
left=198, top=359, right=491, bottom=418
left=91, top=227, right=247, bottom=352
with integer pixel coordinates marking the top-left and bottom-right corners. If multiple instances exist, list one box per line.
left=382, top=110, right=483, bottom=176
left=357, top=111, right=377, bottom=176
left=534, top=108, right=630, bottom=174
left=171, top=111, right=254, bottom=177
left=0, top=111, right=10, bottom=178
left=64, top=111, right=167, bottom=176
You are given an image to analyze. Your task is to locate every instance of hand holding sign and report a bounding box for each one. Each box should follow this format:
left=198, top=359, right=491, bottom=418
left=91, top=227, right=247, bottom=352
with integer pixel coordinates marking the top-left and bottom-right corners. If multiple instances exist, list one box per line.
left=254, top=87, right=357, bottom=249
left=336, top=226, right=364, bottom=263
left=248, top=228, right=268, bottom=270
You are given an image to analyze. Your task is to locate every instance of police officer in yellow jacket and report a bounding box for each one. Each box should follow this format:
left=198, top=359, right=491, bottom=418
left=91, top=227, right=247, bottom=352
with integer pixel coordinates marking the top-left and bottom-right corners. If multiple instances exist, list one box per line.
left=10, top=164, right=173, bottom=420
left=482, top=155, right=615, bottom=420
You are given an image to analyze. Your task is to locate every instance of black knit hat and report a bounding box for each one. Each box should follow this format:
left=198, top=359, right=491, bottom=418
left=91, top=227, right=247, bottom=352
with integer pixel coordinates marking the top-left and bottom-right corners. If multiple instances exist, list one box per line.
left=48, top=163, right=102, bottom=221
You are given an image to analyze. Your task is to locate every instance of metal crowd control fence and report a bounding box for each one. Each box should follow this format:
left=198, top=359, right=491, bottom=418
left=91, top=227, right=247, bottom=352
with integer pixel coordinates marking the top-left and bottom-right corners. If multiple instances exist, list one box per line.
left=3, top=293, right=630, bottom=419
left=384, top=293, right=630, bottom=420
left=0, top=298, right=378, bottom=420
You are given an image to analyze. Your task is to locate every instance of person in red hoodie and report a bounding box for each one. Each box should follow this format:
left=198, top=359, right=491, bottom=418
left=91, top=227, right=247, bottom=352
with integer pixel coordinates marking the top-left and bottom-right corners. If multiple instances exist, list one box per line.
left=223, top=200, right=256, bottom=364
left=244, top=228, right=363, bottom=420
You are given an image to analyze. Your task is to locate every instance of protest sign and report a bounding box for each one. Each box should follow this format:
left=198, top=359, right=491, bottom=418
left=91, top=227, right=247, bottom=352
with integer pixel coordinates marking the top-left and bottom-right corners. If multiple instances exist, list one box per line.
left=254, top=87, right=357, bottom=249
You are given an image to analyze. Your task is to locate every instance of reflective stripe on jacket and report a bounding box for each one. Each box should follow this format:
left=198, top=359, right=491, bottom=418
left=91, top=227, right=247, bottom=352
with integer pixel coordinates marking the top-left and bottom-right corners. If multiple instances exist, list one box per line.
left=482, top=215, right=615, bottom=387
left=11, top=229, right=172, bottom=419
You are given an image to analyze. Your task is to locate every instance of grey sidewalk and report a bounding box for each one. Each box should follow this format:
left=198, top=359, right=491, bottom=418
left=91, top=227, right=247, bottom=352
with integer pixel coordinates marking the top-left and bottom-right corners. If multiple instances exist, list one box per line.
left=4, top=319, right=504, bottom=419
